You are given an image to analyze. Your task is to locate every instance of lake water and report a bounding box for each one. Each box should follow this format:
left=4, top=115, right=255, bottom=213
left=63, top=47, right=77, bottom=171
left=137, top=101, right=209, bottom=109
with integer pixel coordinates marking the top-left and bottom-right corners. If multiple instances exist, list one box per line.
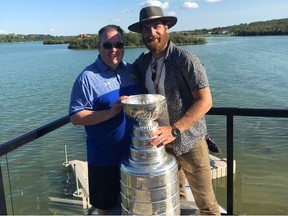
left=0, top=36, right=287, bottom=215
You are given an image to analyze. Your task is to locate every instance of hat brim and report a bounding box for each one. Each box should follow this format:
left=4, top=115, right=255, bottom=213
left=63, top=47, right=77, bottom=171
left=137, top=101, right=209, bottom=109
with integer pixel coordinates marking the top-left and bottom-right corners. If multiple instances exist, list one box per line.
left=128, top=16, right=177, bottom=33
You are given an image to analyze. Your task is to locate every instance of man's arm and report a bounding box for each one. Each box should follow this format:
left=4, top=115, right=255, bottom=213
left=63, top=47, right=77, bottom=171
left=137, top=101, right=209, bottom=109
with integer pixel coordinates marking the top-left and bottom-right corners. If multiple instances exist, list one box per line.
left=174, top=87, right=212, bottom=132
left=70, top=96, right=128, bottom=126
left=150, top=87, right=212, bottom=146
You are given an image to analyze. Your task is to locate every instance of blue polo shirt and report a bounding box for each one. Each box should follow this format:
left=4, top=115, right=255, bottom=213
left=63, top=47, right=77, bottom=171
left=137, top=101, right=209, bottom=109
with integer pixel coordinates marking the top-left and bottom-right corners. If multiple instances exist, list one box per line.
left=69, top=57, right=141, bottom=166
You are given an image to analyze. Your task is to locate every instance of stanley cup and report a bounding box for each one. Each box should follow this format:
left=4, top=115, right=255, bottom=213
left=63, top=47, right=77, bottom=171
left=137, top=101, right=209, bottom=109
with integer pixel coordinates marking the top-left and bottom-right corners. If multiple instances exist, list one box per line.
left=120, top=94, right=180, bottom=215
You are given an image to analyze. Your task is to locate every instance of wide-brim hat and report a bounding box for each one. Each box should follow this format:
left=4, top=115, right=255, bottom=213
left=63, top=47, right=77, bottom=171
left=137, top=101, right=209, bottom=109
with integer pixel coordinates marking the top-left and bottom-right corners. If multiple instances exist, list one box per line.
left=128, top=6, right=177, bottom=33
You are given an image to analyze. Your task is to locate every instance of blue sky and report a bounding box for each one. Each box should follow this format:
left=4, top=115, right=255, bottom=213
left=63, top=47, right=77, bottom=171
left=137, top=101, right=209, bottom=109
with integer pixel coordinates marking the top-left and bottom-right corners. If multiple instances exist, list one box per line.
left=0, top=0, right=287, bottom=36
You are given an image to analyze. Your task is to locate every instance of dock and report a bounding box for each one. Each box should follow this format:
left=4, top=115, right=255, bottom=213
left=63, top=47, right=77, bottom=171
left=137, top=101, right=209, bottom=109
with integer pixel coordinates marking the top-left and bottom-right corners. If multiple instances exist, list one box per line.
left=209, top=154, right=237, bottom=179
left=49, top=154, right=235, bottom=214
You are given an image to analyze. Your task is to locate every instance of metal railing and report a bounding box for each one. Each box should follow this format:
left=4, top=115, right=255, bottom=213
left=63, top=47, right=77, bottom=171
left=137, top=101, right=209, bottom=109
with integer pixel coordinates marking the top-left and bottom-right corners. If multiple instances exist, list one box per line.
left=0, top=115, right=70, bottom=215
left=208, top=107, right=288, bottom=214
left=1, top=107, right=288, bottom=215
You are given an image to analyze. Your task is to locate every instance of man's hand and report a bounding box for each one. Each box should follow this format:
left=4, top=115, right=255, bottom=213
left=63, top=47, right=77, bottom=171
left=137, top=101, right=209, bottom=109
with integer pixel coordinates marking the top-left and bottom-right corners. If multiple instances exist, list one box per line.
left=108, top=96, right=128, bottom=118
left=149, top=126, right=176, bottom=147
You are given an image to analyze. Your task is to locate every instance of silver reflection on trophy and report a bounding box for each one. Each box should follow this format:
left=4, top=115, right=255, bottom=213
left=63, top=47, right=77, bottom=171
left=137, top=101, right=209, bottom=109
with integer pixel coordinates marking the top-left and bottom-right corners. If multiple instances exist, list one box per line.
left=120, top=94, right=180, bottom=215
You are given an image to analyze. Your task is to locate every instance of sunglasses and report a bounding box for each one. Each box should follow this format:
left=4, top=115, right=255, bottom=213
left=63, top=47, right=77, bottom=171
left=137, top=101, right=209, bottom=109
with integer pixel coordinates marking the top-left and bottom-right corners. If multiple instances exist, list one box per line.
left=151, top=61, right=157, bottom=82
left=100, top=42, right=124, bottom=49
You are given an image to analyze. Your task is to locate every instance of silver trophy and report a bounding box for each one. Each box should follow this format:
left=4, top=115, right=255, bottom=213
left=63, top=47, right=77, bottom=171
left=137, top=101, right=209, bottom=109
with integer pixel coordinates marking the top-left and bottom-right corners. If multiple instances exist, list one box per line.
left=120, top=94, right=180, bottom=215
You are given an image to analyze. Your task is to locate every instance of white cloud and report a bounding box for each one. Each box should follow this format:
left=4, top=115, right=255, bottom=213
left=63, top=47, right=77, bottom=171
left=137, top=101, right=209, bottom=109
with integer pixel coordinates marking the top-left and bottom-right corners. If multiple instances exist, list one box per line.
left=49, top=27, right=55, bottom=33
left=166, top=11, right=176, bottom=16
left=182, top=1, right=199, bottom=9
left=205, top=0, right=223, bottom=3
left=124, top=9, right=133, bottom=13
left=0, top=29, right=9, bottom=34
left=140, top=0, right=169, bottom=9
left=113, top=18, right=121, bottom=22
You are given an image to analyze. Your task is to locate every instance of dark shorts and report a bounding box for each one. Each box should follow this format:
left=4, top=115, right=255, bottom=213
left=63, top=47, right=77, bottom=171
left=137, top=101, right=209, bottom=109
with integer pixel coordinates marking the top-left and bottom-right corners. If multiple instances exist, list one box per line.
left=88, top=165, right=120, bottom=210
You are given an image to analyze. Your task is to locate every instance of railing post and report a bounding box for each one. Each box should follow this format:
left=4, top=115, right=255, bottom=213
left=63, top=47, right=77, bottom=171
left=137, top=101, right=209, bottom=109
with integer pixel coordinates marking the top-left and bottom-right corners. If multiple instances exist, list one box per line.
left=0, top=164, right=7, bottom=215
left=226, top=114, right=234, bottom=215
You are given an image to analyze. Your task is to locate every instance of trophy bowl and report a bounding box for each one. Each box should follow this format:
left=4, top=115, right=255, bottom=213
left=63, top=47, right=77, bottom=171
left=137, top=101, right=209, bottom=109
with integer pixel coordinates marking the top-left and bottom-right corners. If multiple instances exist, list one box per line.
left=121, top=94, right=166, bottom=126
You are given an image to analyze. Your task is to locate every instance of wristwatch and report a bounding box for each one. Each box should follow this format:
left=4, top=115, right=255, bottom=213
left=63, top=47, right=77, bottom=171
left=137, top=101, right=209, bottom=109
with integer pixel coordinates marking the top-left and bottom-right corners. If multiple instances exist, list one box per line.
left=171, top=125, right=181, bottom=137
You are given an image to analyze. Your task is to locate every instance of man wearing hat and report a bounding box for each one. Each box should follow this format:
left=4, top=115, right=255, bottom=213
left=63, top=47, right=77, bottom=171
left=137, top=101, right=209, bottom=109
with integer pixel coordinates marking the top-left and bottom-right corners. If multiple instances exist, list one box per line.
left=129, top=6, right=220, bottom=215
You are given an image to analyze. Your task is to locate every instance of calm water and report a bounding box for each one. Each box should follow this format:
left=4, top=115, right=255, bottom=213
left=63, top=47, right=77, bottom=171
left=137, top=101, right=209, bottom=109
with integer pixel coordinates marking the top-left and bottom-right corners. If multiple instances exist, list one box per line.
left=0, top=36, right=287, bottom=215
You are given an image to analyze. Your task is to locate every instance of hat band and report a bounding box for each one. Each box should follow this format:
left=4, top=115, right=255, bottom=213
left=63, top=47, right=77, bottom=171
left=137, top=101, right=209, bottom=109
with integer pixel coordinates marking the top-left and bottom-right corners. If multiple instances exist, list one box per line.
left=141, top=16, right=163, bottom=22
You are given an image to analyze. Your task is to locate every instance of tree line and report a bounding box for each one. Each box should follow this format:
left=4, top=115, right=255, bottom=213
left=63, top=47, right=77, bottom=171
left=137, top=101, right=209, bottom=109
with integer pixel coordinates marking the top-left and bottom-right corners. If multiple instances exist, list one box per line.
left=229, top=18, right=288, bottom=36
left=0, top=32, right=205, bottom=49
left=187, top=18, right=288, bottom=36
left=0, top=34, right=76, bottom=44
left=0, top=18, right=287, bottom=46
left=66, top=32, right=206, bottom=49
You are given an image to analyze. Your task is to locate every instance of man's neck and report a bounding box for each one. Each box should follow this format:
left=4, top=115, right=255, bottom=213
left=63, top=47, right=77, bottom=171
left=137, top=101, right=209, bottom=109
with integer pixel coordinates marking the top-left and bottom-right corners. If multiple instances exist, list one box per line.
left=153, top=52, right=165, bottom=60
left=152, top=42, right=169, bottom=60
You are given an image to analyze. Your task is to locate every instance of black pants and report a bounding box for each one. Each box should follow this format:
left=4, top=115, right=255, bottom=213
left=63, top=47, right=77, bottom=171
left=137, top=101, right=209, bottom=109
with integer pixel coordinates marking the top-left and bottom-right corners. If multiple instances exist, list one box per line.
left=88, top=165, right=120, bottom=210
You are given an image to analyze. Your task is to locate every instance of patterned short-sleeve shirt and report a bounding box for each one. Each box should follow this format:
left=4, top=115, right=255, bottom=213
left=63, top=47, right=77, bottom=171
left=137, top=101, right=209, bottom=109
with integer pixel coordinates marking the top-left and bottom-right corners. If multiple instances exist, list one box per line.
left=133, top=41, right=208, bottom=156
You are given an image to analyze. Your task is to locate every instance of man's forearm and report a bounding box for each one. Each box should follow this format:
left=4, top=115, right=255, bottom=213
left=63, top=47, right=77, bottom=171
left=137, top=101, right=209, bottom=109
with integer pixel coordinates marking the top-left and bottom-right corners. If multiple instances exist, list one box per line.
left=174, top=87, right=212, bottom=132
left=70, top=109, right=112, bottom=126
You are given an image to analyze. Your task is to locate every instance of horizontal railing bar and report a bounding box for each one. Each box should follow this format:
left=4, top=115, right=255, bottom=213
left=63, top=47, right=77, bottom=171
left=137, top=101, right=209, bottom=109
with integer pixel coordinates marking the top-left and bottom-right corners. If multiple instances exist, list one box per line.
left=208, top=107, right=288, bottom=117
left=0, top=115, right=70, bottom=157
left=1, top=108, right=288, bottom=157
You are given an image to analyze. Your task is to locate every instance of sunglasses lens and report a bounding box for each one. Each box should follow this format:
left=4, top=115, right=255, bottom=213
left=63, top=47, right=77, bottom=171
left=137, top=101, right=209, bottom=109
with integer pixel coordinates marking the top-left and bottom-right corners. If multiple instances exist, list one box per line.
left=115, top=43, right=124, bottom=49
left=102, top=42, right=124, bottom=49
left=103, top=43, right=112, bottom=49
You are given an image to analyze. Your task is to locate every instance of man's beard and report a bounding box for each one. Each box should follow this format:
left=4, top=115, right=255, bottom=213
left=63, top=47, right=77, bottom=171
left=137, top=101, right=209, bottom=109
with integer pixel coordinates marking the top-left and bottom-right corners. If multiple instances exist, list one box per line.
left=143, top=33, right=169, bottom=54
